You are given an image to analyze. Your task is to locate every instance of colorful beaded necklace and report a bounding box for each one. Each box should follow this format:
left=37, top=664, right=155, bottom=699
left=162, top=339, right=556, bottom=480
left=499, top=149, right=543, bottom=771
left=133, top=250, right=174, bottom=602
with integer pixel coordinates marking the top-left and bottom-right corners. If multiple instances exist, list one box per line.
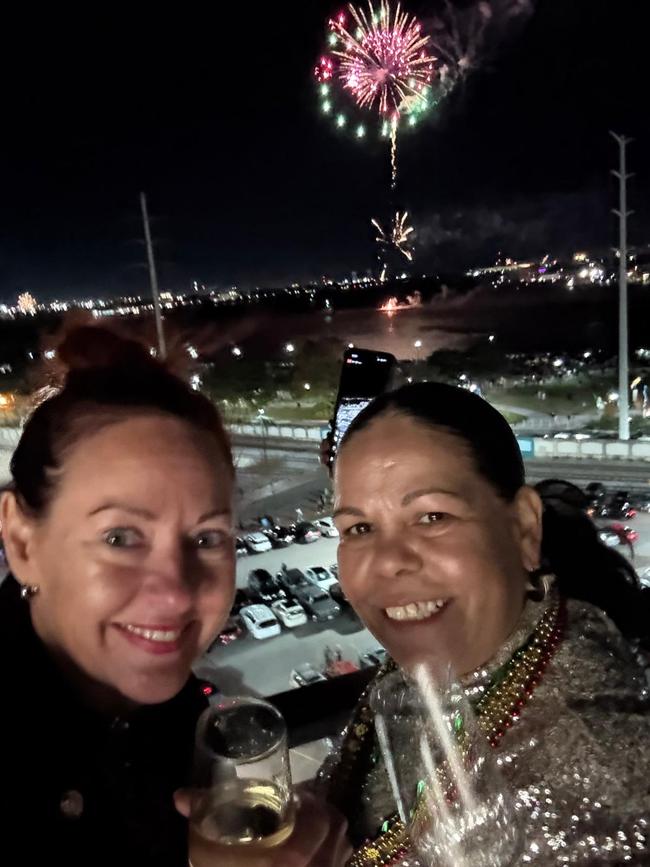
left=325, top=597, right=567, bottom=867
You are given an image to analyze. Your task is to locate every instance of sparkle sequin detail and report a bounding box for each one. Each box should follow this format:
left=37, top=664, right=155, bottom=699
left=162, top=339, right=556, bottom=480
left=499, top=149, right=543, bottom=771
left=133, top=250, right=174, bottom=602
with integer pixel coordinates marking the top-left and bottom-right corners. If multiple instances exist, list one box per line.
left=319, top=594, right=650, bottom=866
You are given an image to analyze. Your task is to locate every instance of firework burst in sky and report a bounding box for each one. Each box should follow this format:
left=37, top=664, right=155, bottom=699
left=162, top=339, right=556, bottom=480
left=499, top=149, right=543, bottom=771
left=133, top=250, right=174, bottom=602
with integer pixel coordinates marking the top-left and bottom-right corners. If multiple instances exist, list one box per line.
left=372, top=210, right=414, bottom=261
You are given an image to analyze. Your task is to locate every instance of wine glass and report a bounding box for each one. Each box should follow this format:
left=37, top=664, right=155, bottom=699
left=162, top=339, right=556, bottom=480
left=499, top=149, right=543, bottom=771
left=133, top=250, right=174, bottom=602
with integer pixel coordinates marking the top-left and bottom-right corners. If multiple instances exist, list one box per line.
left=369, top=665, right=523, bottom=867
left=188, top=696, right=295, bottom=867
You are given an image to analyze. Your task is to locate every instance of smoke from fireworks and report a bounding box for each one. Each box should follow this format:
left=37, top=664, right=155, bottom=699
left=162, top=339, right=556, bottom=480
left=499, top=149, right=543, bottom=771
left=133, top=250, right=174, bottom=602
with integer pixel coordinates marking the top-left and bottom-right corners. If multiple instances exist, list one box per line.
left=372, top=210, right=415, bottom=261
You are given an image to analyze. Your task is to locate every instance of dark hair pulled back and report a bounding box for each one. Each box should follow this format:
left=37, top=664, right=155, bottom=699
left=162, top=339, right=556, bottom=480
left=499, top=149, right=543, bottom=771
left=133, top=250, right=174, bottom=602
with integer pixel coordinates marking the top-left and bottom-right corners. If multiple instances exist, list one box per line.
left=10, top=325, right=232, bottom=515
left=341, top=381, right=649, bottom=646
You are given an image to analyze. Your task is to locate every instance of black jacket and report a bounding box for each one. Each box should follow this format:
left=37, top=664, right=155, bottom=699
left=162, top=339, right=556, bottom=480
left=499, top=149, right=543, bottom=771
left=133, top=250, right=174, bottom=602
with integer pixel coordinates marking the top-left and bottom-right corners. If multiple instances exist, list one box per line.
left=0, top=576, right=208, bottom=866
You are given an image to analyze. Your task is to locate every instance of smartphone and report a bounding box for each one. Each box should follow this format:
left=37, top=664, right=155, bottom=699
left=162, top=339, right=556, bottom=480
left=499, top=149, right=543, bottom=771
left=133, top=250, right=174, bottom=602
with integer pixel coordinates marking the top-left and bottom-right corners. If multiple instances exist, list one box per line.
left=329, top=348, right=396, bottom=464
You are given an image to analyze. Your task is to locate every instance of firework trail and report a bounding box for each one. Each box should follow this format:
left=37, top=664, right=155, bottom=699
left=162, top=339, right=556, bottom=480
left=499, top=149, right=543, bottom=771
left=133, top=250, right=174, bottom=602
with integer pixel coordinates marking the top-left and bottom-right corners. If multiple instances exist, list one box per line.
left=372, top=210, right=415, bottom=261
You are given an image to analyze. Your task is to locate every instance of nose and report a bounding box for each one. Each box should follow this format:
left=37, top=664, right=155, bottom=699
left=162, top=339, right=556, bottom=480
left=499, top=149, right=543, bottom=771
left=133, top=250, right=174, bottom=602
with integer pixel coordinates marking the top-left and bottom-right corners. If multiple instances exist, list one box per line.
left=142, top=543, right=195, bottom=616
left=371, top=530, right=424, bottom=582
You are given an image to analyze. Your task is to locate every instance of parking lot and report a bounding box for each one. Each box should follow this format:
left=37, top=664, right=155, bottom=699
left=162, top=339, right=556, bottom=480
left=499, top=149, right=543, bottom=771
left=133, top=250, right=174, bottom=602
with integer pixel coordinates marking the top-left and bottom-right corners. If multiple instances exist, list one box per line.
left=194, top=534, right=383, bottom=697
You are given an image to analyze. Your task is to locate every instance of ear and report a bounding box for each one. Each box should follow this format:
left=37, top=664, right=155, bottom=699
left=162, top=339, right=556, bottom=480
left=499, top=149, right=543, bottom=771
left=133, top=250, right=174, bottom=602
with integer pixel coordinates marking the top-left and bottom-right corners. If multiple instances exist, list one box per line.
left=511, top=485, right=543, bottom=573
left=0, top=491, right=40, bottom=585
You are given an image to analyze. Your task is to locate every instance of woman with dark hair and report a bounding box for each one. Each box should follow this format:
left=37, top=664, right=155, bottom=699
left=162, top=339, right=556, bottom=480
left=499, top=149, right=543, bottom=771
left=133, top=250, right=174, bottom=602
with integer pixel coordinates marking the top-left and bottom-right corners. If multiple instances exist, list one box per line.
left=322, top=381, right=650, bottom=866
left=0, top=326, right=348, bottom=867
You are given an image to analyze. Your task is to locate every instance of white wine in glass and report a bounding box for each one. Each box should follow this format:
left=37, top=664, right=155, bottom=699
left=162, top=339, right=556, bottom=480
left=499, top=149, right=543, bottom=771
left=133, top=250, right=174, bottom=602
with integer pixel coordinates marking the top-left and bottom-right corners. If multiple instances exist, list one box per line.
left=189, top=696, right=295, bottom=867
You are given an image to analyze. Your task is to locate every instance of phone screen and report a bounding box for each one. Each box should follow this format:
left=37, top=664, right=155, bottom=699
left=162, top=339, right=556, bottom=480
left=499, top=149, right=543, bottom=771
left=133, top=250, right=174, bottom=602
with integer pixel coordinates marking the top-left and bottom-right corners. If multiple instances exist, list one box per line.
left=330, top=348, right=396, bottom=461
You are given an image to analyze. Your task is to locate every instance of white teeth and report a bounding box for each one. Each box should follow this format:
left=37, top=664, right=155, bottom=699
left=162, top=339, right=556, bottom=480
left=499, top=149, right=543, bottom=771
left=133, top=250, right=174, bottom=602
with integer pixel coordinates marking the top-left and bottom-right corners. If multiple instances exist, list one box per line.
left=385, top=599, right=447, bottom=621
left=123, top=624, right=181, bottom=642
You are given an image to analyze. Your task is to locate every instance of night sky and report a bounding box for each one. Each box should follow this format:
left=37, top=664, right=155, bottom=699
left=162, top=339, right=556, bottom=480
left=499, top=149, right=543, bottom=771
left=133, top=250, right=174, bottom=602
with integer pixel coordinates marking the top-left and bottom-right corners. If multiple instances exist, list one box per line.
left=0, top=0, right=648, bottom=300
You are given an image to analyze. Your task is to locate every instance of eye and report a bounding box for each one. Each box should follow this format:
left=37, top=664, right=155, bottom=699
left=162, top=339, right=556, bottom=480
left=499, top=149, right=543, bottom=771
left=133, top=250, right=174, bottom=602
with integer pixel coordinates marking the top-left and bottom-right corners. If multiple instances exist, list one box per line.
left=418, top=512, right=448, bottom=525
left=346, top=522, right=373, bottom=537
left=103, top=527, right=143, bottom=548
left=193, top=529, right=229, bottom=549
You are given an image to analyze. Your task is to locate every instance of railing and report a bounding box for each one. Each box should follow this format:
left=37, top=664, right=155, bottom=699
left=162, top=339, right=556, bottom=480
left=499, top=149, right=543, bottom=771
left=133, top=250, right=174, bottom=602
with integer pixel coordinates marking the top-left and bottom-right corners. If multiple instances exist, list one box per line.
left=269, top=667, right=375, bottom=748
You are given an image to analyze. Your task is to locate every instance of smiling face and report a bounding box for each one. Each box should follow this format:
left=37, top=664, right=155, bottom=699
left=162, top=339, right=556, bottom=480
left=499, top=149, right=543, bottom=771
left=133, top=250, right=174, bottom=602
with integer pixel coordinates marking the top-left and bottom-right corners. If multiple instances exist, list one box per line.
left=1, top=414, right=235, bottom=708
left=334, top=412, right=542, bottom=676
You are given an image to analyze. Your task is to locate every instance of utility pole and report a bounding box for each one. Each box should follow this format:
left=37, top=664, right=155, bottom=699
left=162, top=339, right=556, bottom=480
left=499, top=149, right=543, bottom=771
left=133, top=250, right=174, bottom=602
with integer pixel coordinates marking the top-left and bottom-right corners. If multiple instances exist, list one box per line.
left=610, top=132, right=633, bottom=441
left=140, top=191, right=166, bottom=360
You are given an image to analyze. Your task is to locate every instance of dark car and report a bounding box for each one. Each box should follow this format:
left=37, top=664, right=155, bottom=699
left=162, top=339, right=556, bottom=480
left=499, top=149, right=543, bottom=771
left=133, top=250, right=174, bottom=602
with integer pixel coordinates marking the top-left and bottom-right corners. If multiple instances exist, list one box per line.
left=277, top=566, right=311, bottom=594
left=262, top=525, right=295, bottom=548
left=292, top=586, right=341, bottom=622
left=231, top=588, right=249, bottom=615
left=293, top=522, right=321, bottom=544
left=359, top=648, right=389, bottom=668
left=291, top=663, right=327, bottom=688
left=630, top=492, right=650, bottom=513
left=248, top=569, right=286, bottom=604
left=207, top=615, right=242, bottom=651
left=596, top=500, right=637, bottom=520
left=585, top=481, right=606, bottom=501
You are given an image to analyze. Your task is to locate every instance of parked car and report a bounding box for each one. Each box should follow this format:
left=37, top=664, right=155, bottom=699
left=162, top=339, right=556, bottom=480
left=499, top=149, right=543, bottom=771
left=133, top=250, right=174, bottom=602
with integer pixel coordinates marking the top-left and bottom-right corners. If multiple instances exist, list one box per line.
left=293, top=586, right=341, bottom=622
left=262, top=525, right=295, bottom=548
left=329, top=581, right=349, bottom=606
left=597, top=529, right=620, bottom=548
left=596, top=500, right=637, bottom=520
left=209, top=615, right=242, bottom=648
left=239, top=604, right=281, bottom=640
left=630, top=493, right=650, bottom=513
left=231, top=588, right=250, bottom=616
left=359, top=648, right=389, bottom=668
left=248, top=569, right=286, bottom=604
left=235, top=537, right=248, bottom=558
left=271, top=598, right=308, bottom=628
left=244, top=531, right=273, bottom=554
left=314, top=517, right=339, bottom=538
left=291, top=663, right=327, bottom=688
left=277, top=566, right=311, bottom=594
left=585, top=481, right=606, bottom=501
left=305, top=565, right=338, bottom=591
left=293, top=522, right=321, bottom=544
left=607, top=523, right=639, bottom=545
left=638, top=566, right=650, bottom=589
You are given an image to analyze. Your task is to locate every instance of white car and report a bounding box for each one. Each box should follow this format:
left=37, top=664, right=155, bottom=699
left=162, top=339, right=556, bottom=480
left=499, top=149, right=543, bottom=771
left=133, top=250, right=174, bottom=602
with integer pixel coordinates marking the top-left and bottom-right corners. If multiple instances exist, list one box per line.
left=315, top=517, right=339, bottom=538
left=271, top=599, right=308, bottom=628
left=304, top=566, right=338, bottom=591
left=239, top=604, right=281, bottom=639
left=313, top=518, right=339, bottom=539
left=244, top=532, right=272, bottom=554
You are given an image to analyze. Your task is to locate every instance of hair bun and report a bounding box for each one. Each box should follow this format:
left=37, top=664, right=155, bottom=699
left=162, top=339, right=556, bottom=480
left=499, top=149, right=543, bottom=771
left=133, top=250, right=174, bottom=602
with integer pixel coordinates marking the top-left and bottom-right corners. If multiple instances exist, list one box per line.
left=57, top=326, right=154, bottom=372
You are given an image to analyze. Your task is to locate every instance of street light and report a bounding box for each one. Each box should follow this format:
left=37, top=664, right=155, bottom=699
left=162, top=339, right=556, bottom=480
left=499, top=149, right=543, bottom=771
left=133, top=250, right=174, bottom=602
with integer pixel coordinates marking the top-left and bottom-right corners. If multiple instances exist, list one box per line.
left=414, top=339, right=422, bottom=362
left=232, top=346, right=242, bottom=358
left=258, top=408, right=268, bottom=463
left=304, top=383, right=311, bottom=391
left=284, top=342, right=295, bottom=354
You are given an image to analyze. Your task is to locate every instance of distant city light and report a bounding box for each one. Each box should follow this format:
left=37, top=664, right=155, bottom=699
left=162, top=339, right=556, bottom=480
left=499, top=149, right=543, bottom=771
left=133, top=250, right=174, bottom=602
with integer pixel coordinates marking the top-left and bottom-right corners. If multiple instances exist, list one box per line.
left=608, top=391, right=619, bottom=402
left=190, top=374, right=201, bottom=391
left=187, top=345, right=198, bottom=359
left=232, top=346, right=242, bottom=358
left=284, top=342, right=295, bottom=353
left=44, top=349, right=56, bottom=360
left=488, top=334, right=495, bottom=343
left=304, top=383, right=311, bottom=391
left=583, top=351, right=592, bottom=359
left=414, top=339, right=422, bottom=348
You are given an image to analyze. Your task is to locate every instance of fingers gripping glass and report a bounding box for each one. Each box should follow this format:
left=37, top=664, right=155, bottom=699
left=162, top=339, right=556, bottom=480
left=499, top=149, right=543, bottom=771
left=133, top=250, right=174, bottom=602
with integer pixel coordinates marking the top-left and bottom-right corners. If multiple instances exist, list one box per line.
left=189, top=696, right=295, bottom=866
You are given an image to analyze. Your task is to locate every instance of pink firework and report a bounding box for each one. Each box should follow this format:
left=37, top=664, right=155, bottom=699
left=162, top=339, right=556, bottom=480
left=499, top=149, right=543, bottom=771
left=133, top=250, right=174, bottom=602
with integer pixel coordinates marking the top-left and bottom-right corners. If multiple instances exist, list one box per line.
left=330, top=0, right=435, bottom=118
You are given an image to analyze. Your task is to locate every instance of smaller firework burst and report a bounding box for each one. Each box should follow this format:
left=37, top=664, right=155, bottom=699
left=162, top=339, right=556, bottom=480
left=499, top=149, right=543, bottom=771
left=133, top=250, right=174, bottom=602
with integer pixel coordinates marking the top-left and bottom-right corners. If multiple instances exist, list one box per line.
left=372, top=210, right=414, bottom=261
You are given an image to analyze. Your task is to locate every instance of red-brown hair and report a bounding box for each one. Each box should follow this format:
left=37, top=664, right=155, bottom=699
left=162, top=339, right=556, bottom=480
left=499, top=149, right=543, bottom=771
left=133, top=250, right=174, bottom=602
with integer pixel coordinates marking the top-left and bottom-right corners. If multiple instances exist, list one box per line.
left=10, top=325, right=233, bottom=515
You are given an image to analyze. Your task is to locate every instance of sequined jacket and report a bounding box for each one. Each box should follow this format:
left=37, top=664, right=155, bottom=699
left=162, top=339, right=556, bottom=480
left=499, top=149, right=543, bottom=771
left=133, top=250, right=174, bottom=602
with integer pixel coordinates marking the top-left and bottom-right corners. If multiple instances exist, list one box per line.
left=320, top=594, right=650, bottom=865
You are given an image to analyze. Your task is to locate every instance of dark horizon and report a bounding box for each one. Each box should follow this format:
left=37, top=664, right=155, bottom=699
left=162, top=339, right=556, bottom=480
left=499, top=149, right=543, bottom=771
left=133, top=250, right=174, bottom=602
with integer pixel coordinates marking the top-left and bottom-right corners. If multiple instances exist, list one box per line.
left=0, top=0, right=648, bottom=301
